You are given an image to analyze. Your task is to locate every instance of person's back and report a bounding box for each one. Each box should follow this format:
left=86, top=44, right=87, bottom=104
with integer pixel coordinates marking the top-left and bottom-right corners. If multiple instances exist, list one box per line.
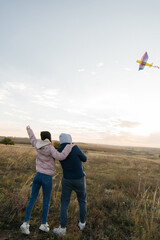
left=53, top=133, right=87, bottom=237
left=58, top=143, right=87, bottom=179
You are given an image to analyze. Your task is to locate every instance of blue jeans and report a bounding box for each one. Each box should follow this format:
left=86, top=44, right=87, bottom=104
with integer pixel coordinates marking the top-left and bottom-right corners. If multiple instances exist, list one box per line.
left=60, top=177, right=87, bottom=228
left=24, top=172, right=52, bottom=224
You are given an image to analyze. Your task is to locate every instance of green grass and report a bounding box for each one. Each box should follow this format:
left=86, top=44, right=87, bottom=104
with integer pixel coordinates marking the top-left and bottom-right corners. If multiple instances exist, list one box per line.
left=1, top=144, right=160, bottom=239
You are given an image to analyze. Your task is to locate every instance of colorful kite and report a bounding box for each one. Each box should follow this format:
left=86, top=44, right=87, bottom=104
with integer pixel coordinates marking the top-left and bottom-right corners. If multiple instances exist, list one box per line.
left=136, top=52, right=160, bottom=70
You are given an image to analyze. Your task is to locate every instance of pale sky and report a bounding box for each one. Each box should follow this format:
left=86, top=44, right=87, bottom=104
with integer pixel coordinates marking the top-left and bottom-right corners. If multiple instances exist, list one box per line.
left=1, top=0, right=160, bottom=147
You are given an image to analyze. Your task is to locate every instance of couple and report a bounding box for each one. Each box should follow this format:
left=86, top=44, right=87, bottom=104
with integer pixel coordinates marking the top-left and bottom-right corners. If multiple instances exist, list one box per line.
left=20, top=126, right=87, bottom=237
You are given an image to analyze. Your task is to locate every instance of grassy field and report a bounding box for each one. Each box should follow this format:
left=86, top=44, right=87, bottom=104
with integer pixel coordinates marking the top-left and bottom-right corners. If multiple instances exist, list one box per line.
left=1, top=143, right=160, bottom=240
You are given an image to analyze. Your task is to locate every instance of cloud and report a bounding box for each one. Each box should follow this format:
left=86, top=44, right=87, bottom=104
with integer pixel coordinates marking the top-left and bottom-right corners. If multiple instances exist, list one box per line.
left=114, top=119, right=141, bottom=128
left=3, top=81, right=26, bottom=90
left=96, top=117, right=107, bottom=122
left=98, top=130, right=160, bottom=148
left=32, top=88, right=60, bottom=108
left=125, top=67, right=132, bottom=72
left=65, top=107, right=87, bottom=116
left=144, top=132, right=160, bottom=146
left=0, top=81, right=27, bottom=104
left=91, top=71, right=96, bottom=76
left=38, top=118, right=106, bottom=134
left=4, top=109, right=32, bottom=121
left=4, top=112, right=13, bottom=116
left=0, top=89, right=10, bottom=103
left=77, top=68, right=85, bottom=72
left=43, top=89, right=59, bottom=99
left=17, top=115, right=32, bottom=121
left=12, top=108, right=29, bottom=115
left=97, top=62, right=104, bottom=68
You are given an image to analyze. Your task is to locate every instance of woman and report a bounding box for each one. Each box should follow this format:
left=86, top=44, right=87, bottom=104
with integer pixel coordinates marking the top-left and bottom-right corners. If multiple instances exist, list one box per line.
left=20, top=126, right=72, bottom=235
left=53, top=133, right=87, bottom=237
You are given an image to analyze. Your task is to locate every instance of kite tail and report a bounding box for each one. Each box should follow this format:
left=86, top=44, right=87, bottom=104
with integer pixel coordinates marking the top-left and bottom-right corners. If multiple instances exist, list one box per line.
left=153, top=65, right=160, bottom=69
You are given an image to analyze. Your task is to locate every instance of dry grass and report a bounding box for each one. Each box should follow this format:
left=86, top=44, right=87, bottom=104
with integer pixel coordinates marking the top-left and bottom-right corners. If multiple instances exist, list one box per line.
left=1, top=143, right=160, bottom=239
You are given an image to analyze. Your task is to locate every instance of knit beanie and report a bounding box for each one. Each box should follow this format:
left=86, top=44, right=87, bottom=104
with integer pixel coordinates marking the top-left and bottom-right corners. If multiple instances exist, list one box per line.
left=59, top=133, right=72, bottom=144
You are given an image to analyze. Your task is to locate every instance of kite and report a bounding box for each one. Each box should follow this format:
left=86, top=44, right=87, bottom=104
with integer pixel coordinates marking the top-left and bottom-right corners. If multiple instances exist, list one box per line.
left=136, top=52, right=160, bottom=70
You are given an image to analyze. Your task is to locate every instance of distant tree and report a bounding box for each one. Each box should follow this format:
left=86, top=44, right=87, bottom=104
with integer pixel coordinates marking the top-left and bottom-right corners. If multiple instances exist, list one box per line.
left=54, top=141, right=60, bottom=149
left=0, top=137, right=15, bottom=145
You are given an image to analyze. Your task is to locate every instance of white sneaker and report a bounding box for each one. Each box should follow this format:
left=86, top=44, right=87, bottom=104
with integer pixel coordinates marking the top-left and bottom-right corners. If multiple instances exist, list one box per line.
left=39, top=223, right=50, bottom=232
left=78, top=221, right=86, bottom=230
left=20, top=222, right=30, bottom=235
left=53, top=226, right=66, bottom=237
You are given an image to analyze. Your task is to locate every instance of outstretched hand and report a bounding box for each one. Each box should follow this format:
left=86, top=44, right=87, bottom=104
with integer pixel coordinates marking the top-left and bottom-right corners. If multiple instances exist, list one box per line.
left=26, top=125, right=30, bottom=131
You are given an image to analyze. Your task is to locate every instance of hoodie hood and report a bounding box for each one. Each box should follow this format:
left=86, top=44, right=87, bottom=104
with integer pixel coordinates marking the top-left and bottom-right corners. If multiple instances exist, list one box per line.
left=36, top=139, right=51, bottom=149
left=59, top=133, right=72, bottom=144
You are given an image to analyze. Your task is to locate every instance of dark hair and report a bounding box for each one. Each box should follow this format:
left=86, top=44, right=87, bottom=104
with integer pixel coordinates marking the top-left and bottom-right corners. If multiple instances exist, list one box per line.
left=40, top=131, right=51, bottom=142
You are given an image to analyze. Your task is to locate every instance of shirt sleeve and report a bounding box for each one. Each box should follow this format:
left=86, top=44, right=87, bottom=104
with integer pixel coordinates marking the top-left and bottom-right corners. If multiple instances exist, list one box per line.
left=50, top=144, right=72, bottom=160
left=76, top=146, right=87, bottom=162
left=27, top=128, right=37, bottom=147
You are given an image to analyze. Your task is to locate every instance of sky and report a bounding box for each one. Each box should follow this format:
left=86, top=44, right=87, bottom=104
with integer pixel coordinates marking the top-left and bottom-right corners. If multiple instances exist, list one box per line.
left=1, top=0, right=160, bottom=147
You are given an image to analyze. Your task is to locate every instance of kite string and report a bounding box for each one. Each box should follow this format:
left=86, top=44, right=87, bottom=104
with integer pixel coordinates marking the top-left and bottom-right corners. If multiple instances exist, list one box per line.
left=153, top=65, right=160, bottom=69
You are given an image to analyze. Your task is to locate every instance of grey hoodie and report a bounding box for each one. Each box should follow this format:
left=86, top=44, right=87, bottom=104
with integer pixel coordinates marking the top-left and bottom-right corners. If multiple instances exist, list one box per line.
left=59, top=133, right=72, bottom=144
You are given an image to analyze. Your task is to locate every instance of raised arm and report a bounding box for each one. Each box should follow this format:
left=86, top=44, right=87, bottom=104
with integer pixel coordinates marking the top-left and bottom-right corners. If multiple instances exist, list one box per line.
left=50, top=144, right=72, bottom=161
left=26, top=125, right=37, bottom=147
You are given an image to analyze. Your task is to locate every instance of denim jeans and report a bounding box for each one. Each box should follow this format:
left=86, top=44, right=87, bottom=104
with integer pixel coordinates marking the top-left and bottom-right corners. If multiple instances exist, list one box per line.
left=24, top=172, right=52, bottom=224
left=60, top=177, right=87, bottom=228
